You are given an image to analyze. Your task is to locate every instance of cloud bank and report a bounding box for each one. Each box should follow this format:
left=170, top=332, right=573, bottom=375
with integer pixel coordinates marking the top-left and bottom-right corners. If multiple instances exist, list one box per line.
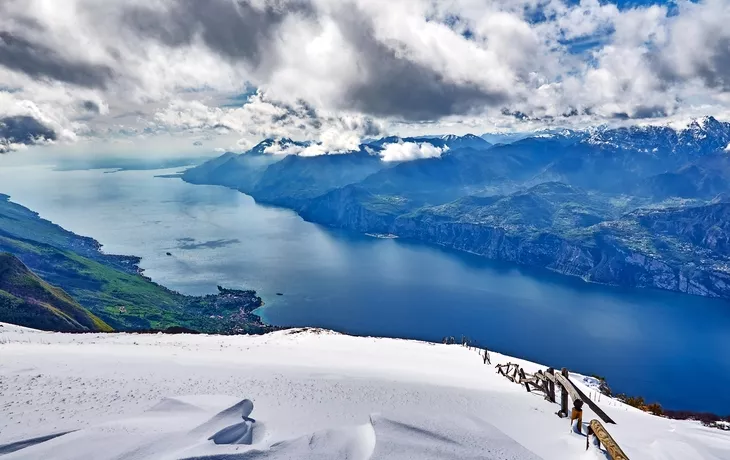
left=1, top=0, right=729, bottom=153
left=380, top=142, right=446, bottom=162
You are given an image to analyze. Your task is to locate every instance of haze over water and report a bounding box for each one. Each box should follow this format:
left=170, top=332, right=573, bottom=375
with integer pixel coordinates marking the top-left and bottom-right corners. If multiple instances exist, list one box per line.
left=1, top=165, right=729, bottom=414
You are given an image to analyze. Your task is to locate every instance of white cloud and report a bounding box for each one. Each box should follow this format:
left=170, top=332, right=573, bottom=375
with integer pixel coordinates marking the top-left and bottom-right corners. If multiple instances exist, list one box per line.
left=380, top=142, right=446, bottom=162
left=263, top=140, right=304, bottom=155
left=1, top=0, right=730, bottom=153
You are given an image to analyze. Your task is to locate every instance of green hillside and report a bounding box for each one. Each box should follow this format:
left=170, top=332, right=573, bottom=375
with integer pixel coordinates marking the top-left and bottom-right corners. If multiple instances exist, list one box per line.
left=0, top=252, right=112, bottom=332
left=0, top=194, right=268, bottom=334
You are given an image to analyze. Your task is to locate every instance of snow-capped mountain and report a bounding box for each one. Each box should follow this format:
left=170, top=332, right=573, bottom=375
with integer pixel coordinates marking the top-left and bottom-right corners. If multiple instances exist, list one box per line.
left=246, top=137, right=310, bottom=156
left=584, top=116, right=730, bottom=156
left=367, top=134, right=491, bottom=151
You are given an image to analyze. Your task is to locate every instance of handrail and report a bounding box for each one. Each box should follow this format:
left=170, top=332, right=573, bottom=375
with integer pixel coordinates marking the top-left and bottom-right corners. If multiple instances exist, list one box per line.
left=587, top=419, right=630, bottom=459
left=553, top=371, right=582, bottom=403
left=491, top=358, right=627, bottom=458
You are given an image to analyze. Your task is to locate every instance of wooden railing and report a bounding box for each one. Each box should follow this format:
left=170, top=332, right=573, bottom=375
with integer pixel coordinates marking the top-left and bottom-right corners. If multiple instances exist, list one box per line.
left=447, top=339, right=628, bottom=459
left=587, top=420, right=629, bottom=460
left=494, top=362, right=627, bottom=459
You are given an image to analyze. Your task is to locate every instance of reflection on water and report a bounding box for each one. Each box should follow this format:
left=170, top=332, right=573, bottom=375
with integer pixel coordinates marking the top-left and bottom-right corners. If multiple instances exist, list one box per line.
left=2, top=166, right=730, bottom=413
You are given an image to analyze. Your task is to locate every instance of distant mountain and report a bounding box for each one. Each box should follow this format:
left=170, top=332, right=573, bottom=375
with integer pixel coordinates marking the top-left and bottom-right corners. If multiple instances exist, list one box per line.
left=251, top=147, right=387, bottom=209
left=633, top=202, right=730, bottom=254
left=182, top=139, right=297, bottom=192
left=0, top=252, right=112, bottom=332
left=342, top=137, right=574, bottom=205
left=406, top=182, right=610, bottom=232
left=539, top=117, right=730, bottom=193
left=584, top=117, right=730, bottom=158
left=182, top=117, right=730, bottom=299
left=481, top=128, right=584, bottom=146
left=392, top=191, right=730, bottom=298
left=640, top=153, right=730, bottom=199
left=367, top=133, right=492, bottom=151
left=421, top=134, right=492, bottom=150
left=184, top=140, right=388, bottom=208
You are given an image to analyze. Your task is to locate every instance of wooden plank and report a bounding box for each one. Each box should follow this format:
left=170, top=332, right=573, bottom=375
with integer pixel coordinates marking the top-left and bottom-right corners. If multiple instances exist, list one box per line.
left=554, top=370, right=582, bottom=403
left=589, top=420, right=629, bottom=459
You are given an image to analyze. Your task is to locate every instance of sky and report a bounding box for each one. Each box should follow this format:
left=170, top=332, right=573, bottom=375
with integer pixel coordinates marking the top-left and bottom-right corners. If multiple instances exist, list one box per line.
left=0, top=0, right=729, bottom=157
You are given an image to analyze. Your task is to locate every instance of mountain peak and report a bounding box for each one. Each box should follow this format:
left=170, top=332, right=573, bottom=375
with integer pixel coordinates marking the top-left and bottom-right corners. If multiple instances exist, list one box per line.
left=248, top=137, right=309, bottom=155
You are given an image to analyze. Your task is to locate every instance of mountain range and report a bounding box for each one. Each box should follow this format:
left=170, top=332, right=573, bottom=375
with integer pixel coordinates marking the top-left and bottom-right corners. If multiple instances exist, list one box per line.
left=183, top=117, right=730, bottom=299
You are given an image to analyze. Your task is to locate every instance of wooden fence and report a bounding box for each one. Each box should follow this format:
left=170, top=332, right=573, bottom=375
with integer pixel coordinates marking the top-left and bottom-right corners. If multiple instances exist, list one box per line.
left=494, top=362, right=627, bottom=459
left=446, top=339, right=628, bottom=459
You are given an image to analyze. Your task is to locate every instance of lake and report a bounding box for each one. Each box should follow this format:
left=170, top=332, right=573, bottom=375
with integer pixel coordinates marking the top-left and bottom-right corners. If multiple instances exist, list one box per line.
left=1, top=165, right=729, bottom=413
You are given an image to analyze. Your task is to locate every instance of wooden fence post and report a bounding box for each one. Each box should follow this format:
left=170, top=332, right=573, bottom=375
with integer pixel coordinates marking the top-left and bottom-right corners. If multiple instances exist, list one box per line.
left=560, top=368, right=569, bottom=417
left=546, top=368, right=556, bottom=403
left=482, top=349, right=490, bottom=364
left=519, top=368, right=531, bottom=392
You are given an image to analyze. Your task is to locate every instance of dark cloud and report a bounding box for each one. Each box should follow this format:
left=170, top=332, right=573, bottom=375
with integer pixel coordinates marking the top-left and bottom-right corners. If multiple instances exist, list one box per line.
left=124, top=0, right=507, bottom=121
left=651, top=34, right=730, bottom=93
left=82, top=100, right=101, bottom=114
left=193, top=140, right=203, bottom=146
left=356, top=117, right=383, bottom=137
left=0, top=115, right=56, bottom=153
left=337, top=12, right=508, bottom=121
left=123, top=0, right=312, bottom=67
left=0, top=31, right=114, bottom=88
left=501, top=108, right=532, bottom=121
left=694, top=37, right=730, bottom=91
left=632, top=105, right=668, bottom=119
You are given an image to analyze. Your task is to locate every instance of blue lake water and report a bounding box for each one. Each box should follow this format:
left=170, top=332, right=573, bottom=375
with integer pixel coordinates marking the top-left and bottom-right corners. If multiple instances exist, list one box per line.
left=1, top=165, right=729, bottom=413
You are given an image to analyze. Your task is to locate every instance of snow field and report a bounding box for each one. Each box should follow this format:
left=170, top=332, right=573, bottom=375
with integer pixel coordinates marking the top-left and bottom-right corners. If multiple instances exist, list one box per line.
left=1, top=323, right=728, bottom=459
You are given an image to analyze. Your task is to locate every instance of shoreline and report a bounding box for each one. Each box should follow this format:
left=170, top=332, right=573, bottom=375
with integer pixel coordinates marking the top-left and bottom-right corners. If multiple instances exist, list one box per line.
left=0, top=192, right=272, bottom=334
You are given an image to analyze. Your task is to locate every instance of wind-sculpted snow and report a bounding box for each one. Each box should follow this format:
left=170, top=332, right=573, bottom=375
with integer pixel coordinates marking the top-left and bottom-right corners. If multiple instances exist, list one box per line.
left=0, top=324, right=728, bottom=459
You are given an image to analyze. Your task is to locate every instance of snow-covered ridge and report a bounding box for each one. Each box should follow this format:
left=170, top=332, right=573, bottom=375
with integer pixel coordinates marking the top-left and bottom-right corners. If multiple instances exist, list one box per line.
left=1, top=323, right=728, bottom=459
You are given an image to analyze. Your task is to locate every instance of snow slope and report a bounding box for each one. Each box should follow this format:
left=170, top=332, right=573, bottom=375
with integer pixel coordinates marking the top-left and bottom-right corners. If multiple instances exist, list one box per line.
left=0, top=323, right=728, bottom=459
